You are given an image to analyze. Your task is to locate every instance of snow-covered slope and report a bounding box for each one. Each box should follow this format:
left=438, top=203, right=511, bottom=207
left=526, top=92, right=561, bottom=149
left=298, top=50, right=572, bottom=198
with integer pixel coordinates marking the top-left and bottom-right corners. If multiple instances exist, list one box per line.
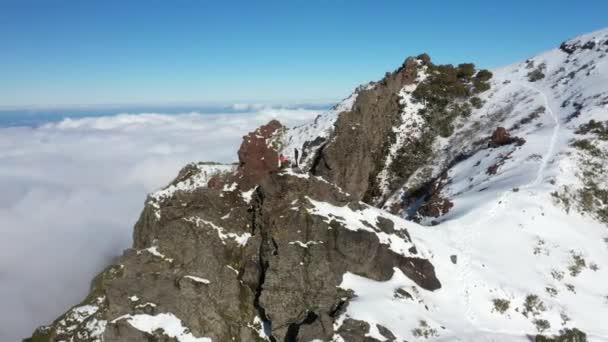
left=281, top=28, right=608, bottom=341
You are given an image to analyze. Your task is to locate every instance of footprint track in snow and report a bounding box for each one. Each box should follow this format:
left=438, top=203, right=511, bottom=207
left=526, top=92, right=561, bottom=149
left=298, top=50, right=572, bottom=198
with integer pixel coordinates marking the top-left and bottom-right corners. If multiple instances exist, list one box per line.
left=455, top=82, right=561, bottom=325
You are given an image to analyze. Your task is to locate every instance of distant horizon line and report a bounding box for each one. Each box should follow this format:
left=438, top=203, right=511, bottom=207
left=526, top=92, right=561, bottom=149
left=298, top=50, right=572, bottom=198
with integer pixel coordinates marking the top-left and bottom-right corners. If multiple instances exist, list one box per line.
left=0, top=98, right=338, bottom=112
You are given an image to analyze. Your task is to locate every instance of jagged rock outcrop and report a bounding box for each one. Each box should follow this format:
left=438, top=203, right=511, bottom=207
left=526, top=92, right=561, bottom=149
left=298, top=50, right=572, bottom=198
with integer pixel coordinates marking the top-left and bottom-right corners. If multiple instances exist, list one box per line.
left=28, top=119, right=439, bottom=342
left=233, top=119, right=284, bottom=189
left=306, top=54, right=494, bottom=209
left=311, top=56, right=420, bottom=201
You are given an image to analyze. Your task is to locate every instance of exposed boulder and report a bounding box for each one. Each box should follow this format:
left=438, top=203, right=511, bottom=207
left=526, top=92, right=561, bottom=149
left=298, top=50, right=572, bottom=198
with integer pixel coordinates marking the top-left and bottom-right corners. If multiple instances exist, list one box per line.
left=233, top=119, right=284, bottom=189
left=417, top=195, right=454, bottom=220
left=560, top=41, right=579, bottom=54
left=490, top=127, right=511, bottom=146
left=399, top=172, right=454, bottom=223
left=489, top=127, right=526, bottom=147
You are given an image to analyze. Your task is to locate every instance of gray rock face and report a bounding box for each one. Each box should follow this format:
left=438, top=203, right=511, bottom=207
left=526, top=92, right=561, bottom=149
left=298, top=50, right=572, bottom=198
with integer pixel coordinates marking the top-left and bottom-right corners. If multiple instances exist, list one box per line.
left=311, top=57, right=421, bottom=202
left=27, top=117, right=440, bottom=341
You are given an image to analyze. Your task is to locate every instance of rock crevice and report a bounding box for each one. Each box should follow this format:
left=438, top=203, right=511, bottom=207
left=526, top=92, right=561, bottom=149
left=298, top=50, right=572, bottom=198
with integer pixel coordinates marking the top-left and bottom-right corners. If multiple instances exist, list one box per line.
left=250, top=187, right=277, bottom=342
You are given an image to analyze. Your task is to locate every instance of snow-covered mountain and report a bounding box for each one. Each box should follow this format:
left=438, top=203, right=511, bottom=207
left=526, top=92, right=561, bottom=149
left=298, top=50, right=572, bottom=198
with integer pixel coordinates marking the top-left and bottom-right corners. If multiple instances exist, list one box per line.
left=28, top=28, right=608, bottom=342
left=281, top=27, right=608, bottom=341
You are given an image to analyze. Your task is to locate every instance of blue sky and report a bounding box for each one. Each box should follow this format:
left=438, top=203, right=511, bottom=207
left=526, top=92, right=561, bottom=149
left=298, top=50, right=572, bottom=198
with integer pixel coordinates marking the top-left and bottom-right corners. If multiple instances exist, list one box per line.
left=1, top=0, right=607, bottom=108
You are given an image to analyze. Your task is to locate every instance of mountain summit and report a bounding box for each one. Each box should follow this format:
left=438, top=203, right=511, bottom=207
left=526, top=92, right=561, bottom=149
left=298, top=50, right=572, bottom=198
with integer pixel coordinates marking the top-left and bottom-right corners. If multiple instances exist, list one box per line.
left=28, top=28, right=608, bottom=342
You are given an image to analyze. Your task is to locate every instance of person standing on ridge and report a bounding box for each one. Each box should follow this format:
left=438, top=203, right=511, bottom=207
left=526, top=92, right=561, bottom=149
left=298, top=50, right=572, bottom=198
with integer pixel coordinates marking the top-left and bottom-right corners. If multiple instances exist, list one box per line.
left=279, top=154, right=289, bottom=169
left=294, top=148, right=299, bottom=168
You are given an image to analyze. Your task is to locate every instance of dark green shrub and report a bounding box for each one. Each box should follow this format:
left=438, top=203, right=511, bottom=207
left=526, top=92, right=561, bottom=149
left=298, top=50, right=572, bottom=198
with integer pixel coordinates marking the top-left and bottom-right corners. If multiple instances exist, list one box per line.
left=458, top=102, right=473, bottom=117
left=457, top=63, right=476, bottom=79
left=568, top=251, right=586, bottom=276
left=470, top=96, right=483, bottom=109
left=523, top=294, right=545, bottom=317
left=576, top=120, right=608, bottom=140
left=528, top=69, right=546, bottom=82
left=414, top=66, right=470, bottom=101
left=534, top=319, right=551, bottom=333
left=412, top=320, right=438, bottom=338
left=571, top=139, right=602, bottom=157
left=492, top=298, right=510, bottom=313
left=534, top=328, right=587, bottom=342
left=390, top=133, right=434, bottom=182
left=545, top=287, right=558, bottom=297
left=417, top=53, right=431, bottom=65
left=473, top=80, right=491, bottom=93
left=438, top=122, right=455, bottom=138
left=475, top=69, right=493, bottom=81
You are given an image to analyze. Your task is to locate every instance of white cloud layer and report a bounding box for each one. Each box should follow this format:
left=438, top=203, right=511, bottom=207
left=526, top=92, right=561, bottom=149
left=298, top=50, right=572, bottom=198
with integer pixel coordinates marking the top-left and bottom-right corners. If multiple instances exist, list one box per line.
left=0, top=107, right=321, bottom=341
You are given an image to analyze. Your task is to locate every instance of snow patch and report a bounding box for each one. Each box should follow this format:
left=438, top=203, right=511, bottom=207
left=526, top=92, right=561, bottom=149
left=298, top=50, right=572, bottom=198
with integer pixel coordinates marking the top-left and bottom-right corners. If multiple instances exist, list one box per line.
left=305, top=197, right=422, bottom=258
left=112, top=312, right=212, bottom=342
left=184, top=216, right=251, bottom=246
left=137, top=245, right=174, bottom=263
left=54, top=296, right=107, bottom=341
left=149, top=163, right=235, bottom=219
left=288, top=240, right=324, bottom=248
left=240, top=187, right=256, bottom=204
left=184, top=275, right=211, bottom=285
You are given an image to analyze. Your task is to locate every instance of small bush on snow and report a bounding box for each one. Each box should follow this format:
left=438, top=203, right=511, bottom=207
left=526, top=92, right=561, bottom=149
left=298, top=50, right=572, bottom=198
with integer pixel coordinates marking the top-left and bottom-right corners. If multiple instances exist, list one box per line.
left=565, top=284, right=576, bottom=293
left=568, top=251, right=587, bottom=277
left=545, top=287, right=558, bottom=297
left=412, top=320, right=438, bottom=338
left=528, top=69, right=546, bottom=82
left=492, top=298, right=510, bottom=314
left=527, top=62, right=546, bottom=82
left=522, top=294, right=546, bottom=317
left=535, top=328, right=588, bottom=342
left=533, top=319, right=551, bottom=333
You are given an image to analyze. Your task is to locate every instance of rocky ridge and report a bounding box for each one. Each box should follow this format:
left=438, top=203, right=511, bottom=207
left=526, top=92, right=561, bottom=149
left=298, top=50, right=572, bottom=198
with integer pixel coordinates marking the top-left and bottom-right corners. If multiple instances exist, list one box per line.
left=28, top=28, right=608, bottom=341
left=28, top=112, right=440, bottom=342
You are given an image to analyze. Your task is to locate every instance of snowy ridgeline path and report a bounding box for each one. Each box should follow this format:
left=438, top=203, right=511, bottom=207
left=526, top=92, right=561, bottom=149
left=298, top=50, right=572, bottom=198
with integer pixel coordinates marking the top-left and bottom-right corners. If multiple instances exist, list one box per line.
left=520, top=83, right=561, bottom=190
left=455, top=82, right=563, bottom=324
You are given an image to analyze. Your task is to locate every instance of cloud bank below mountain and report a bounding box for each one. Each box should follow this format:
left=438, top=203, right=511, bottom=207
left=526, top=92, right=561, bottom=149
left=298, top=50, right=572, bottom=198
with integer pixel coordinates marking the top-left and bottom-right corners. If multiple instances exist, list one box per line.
left=0, top=107, right=322, bottom=341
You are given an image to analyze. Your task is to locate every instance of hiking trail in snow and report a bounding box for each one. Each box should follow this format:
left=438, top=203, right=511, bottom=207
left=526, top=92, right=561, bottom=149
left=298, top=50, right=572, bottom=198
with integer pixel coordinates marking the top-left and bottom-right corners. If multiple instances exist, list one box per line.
left=454, top=82, right=562, bottom=326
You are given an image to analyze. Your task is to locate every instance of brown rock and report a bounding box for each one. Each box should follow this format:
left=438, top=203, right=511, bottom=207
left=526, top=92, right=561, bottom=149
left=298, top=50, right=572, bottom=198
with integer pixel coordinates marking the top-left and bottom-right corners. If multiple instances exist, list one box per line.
left=417, top=196, right=454, bottom=218
left=206, top=175, right=223, bottom=190
left=489, top=127, right=526, bottom=148
left=490, top=127, right=511, bottom=146
left=233, top=119, right=283, bottom=189
left=487, top=163, right=500, bottom=175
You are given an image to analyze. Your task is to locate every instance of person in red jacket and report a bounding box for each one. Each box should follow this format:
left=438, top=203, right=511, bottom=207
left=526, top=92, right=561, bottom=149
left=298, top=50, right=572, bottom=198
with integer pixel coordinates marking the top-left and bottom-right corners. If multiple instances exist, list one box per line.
left=279, top=154, right=289, bottom=169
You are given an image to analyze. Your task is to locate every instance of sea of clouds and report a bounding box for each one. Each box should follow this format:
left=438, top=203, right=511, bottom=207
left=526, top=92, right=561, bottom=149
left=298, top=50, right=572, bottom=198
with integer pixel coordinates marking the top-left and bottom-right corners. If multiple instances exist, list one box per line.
left=0, top=106, right=323, bottom=340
